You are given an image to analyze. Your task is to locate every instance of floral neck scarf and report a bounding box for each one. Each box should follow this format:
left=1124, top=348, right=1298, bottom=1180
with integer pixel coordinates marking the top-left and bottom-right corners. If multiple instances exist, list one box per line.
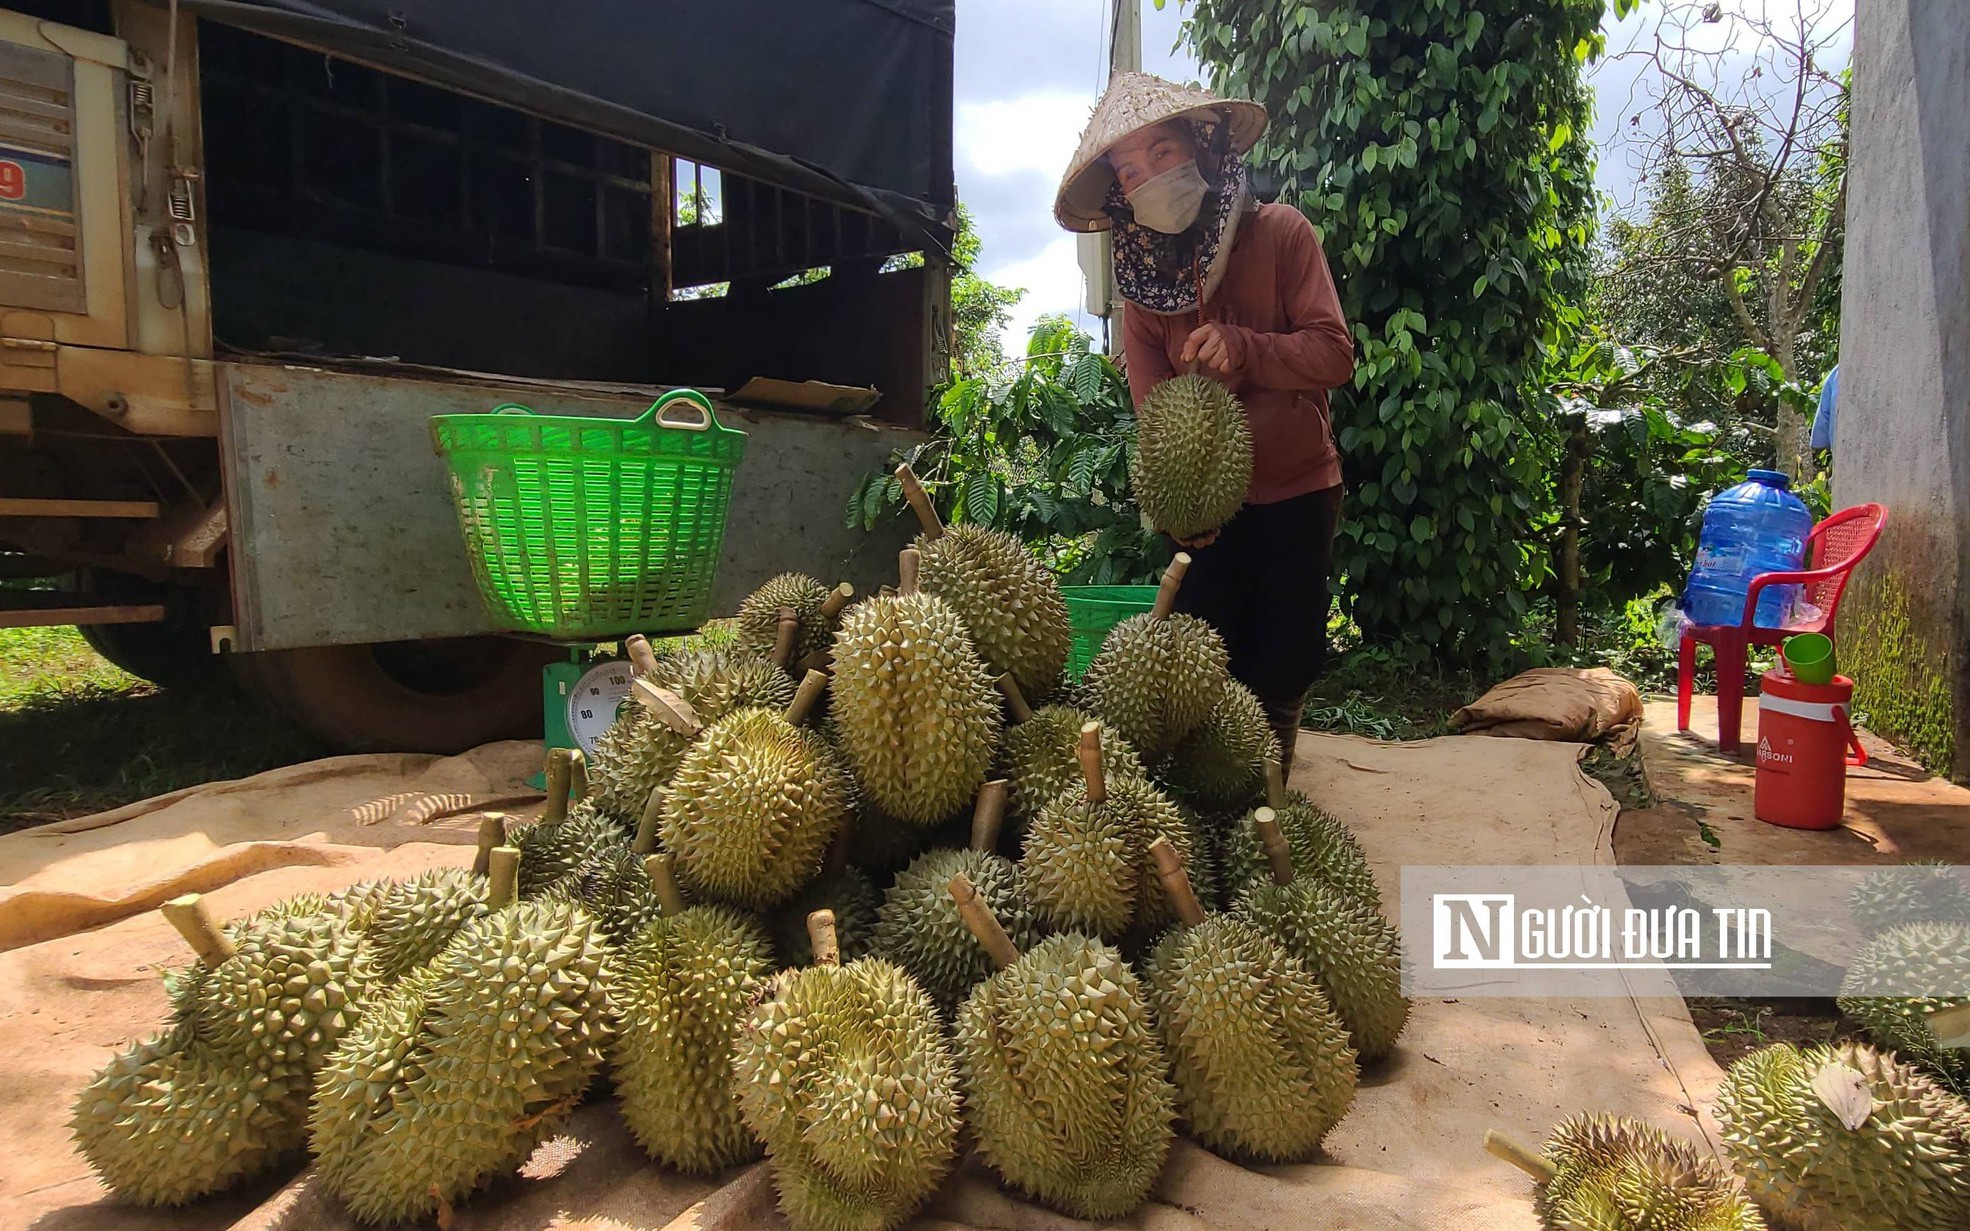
left=1105, top=119, right=1251, bottom=316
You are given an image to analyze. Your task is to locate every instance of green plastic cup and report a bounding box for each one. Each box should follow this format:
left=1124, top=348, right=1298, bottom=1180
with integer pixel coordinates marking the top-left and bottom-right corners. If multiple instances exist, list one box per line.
left=1781, top=633, right=1835, bottom=685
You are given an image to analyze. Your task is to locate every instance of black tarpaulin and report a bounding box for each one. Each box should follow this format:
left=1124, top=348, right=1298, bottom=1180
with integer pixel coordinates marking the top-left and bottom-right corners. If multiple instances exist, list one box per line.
left=183, top=0, right=956, bottom=256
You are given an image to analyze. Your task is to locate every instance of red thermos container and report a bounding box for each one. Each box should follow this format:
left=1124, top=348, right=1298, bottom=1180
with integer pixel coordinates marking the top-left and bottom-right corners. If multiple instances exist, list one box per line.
left=1753, top=670, right=1867, bottom=830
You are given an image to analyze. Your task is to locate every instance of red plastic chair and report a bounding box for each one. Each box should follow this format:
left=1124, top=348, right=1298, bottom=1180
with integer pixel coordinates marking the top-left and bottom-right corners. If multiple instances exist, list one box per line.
left=1676, top=502, right=1888, bottom=754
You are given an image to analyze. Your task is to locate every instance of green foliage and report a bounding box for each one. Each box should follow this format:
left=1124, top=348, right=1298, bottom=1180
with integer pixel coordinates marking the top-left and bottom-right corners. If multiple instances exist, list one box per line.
left=1180, top=0, right=1609, bottom=663
left=949, top=204, right=1026, bottom=380
left=847, top=317, right=1167, bottom=585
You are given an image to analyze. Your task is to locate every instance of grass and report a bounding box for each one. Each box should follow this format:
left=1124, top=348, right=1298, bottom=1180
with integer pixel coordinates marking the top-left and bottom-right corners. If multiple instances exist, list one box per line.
left=0, top=626, right=327, bottom=833
left=1302, top=645, right=1484, bottom=742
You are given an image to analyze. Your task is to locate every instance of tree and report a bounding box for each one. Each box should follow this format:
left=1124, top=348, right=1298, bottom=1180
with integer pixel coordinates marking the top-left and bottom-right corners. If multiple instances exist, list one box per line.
left=949, top=204, right=1025, bottom=380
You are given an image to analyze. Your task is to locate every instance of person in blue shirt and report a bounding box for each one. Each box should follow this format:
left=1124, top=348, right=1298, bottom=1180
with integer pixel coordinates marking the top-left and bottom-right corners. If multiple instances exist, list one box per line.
left=1810, top=363, right=1839, bottom=453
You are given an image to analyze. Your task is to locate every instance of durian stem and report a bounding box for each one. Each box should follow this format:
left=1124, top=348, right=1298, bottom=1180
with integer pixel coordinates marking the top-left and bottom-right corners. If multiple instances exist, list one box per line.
left=948, top=873, right=1021, bottom=969
left=996, top=673, right=1034, bottom=723
left=472, top=812, right=508, bottom=876
left=819, top=581, right=855, bottom=621
left=632, top=789, right=665, bottom=855
left=807, top=910, right=840, bottom=967
left=622, top=633, right=660, bottom=676
left=160, top=894, right=235, bottom=966
left=895, top=463, right=945, bottom=540
left=773, top=607, right=800, bottom=669
left=486, top=846, right=520, bottom=910
left=632, top=678, right=704, bottom=736
left=1148, top=837, right=1208, bottom=927
left=1483, top=1131, right=1556, bottom=1184
left=1077, top=721, right=1107, bottom=804
left=897, top=547, right=921, bottom=596
left=1264, top=757, right=1287, bottom=811
left=567, top=747, right=589, bottom=804
left=645, top=853, right=687, bottom=917
left=971, top=779, right=1009, bottom=852
left=793, top=649, right=833, bottom=677
left=543, top=747, right=573, bottom=825
left=1151, top=553, right=1191, bottom=621
left=786, top=669, right=829, bottom=727
left=1253, top=807, right=1296, bottom=887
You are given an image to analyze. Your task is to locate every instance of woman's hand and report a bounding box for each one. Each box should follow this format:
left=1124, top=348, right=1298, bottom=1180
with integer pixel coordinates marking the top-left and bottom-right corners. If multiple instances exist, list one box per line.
left=1174, top=529, right=1220, bottom=549
left=1180, top=323, right=1244, bottom=380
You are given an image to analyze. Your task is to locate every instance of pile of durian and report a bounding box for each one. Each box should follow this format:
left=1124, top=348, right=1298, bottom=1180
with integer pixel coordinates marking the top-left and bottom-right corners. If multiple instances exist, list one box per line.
left=70, top=468, right=1411, bottom=1229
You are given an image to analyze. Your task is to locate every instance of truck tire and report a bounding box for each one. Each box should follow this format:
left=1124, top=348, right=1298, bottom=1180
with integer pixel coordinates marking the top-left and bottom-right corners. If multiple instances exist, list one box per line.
left=230, top=636, right=554, bottom=754
left=77, top=575, right=226, bottom=690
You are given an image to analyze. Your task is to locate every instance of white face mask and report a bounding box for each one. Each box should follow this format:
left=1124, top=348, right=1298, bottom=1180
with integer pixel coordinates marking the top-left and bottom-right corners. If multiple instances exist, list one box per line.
left=1125, top=159, right=1210, bottom=234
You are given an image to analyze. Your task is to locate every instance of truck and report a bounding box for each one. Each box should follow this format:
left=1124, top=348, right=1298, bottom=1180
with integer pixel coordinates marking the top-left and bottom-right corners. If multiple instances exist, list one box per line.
left=0, top=0, right=951, bottom=750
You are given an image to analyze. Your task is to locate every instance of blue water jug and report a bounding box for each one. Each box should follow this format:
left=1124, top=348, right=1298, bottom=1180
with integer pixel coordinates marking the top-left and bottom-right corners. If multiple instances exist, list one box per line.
left=1682, top=469, right=1813, bottom=628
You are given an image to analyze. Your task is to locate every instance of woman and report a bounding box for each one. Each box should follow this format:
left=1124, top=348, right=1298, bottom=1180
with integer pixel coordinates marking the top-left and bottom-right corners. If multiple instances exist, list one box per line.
left=1055, top=73, right=1355, bottom=761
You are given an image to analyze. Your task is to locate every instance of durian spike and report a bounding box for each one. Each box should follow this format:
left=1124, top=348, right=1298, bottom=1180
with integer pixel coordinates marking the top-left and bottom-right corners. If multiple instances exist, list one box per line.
left=773, top=607, right=800, bottom=669
left=996, top=673, right=1034, bottom=724
left=160, top=894, right=235, bottom=966
left=632, top=677, right=704, bottom=736
left=1151, top=552, right=1191, bottom=620
left=894, top=463, right=946, bottom=540
left=644, top=853, right=688, bottom=918
left=948, top=872, right=1021, bottom=969
left=1253, top=807, right=1296, bottom=887
left=472, top=811, right=508, bottom=876
left=808, top=910, right=841, bottom=967
left=486, top=846, right=521, bottom=910
left=898, top=547, right=922, bottom=596
left=971, top=779, right=1010, bottom=852
left=1264, top=757, right=1287, bottom=811
left=1148, top=836, right=1208, bottom=927
left=568, top=747, right=589, bottom=803
left=1077, top=721, right=1107, bottom=805
left=632, top=788, right=665, bottom=855
left=543, top=747, right=573, bottom=825
left=819, top=581, right=856, bottom=620
left=1482, top=1130, right=1557, bottom=1184
left=622, top=633, right=661, bottom=676
left=878, top=584, right=897, bottom=599
left=786, top=669, right=829, bottom=727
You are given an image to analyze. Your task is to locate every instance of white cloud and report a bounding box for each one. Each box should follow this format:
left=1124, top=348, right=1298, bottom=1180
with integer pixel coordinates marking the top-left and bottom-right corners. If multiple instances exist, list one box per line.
left=987, top=235, right=1102, bottom=350
left=955, top=92, right=1090, bottom=182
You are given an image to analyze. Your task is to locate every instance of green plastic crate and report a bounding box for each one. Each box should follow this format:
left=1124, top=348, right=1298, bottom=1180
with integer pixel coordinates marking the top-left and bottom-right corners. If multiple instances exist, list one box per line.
left=1062, top=584, right=1159, bottom=681
left=431, top=389, right=746, bottom=639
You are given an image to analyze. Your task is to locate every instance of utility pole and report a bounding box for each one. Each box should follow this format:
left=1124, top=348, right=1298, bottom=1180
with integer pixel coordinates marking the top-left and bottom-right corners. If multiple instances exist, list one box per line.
left=1078, top=0, right=1141, bottom=353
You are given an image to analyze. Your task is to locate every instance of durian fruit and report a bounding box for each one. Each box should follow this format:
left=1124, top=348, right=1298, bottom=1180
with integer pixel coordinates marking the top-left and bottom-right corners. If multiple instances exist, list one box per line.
left=661, top=670, right=854, bottom=909
left=1715, top=1041, right=1970, bottom=1231
left=1131, top=372, right=1253, bottom=541
left=612, top=854, right=775, bottom=1172
left=947, top=873, right=1175, bottom=1219
left=774, top=864, right=881, bottom=968
left=1231, top=808, right=1408, bottom=1062
left=1850, top=860, right=1970, bottom=938
left=511, top=748, right=627, bottom=897
left=355, top=867, right=491, bottom=984
left=733, top=911, right=963, bottom=1231
left=872, top=780, right=1042, bottom=1010
left=896, top=463, right=1072, bottom=702
left=994, top=692, right=1146, bottom=840
left=734, top=573, right=854, bottom=669
left=1837, top=921, right=1970, bottom=1092
left=1020, top=721, right=1196, bottom=941
left=1083, top=554, right=1228, bottom=761
left=1484, top=1116, right=1768, bottom=1230
left=310, top=847, right=613, bottom=1225
left=830, top=548, right=1003, bottom=824
left=1159, top=679, right=1277, bottom=810
left=1220, top=759, right=1380, bottom=909
left=1142, top=838, right=1359, bottom=1163
left=587, top=636, right=797, bottom=825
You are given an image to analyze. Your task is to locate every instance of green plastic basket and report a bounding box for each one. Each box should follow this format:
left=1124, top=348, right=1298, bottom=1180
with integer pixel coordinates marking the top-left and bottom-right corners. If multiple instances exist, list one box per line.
left=1062, top=584, right=1159, bottom=681
left=431, top=389, right=746, bottom=639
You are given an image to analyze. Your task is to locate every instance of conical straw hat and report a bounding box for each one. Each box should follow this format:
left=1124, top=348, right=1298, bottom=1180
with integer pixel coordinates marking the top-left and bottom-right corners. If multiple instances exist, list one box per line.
left=1054, top=71, right=1267, bottom=233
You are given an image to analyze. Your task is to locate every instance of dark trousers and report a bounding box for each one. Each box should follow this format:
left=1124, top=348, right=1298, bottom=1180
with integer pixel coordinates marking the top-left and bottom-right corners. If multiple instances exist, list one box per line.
left=1168, top=484, right=1344, bottom=714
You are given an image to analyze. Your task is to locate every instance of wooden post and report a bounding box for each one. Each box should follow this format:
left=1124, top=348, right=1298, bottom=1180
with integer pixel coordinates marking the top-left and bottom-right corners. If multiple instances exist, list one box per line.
left=971, top=779, right=1009, bottom=851
left=1556, top=411, right=1589, bottom=647
left=1151, top=553, right=1190, bottom=620
left=543, top=748, right=572, bottom=825
left=623, top=633, right=660, bottom=676
left=632, top=678, right=703, bottom=735
left=773, top=608, right=800, bottom=669
left=786, top=669, right=829, bottom=727
left=807, top=910, right=841, bottom=967
left=472, top=812, right=508, bottom=876
left=1264, top=757, right=1287, bottom=811
left=894, top=463, right=946, bottom=540
left=1252, top=807, right=1297, bottom=887
left=487, top=846, right=521, bottom=910
left=633, top=789, right=665, bottom=855
left=1484, top=1130, right=1557, bottom=1184
left=897, top=548, right=921, bottom=597
left=996, top=673, right=1034, bottom=723
left=1148, top=837, right=1208, bottom=927
left=160, top=895, right=235, bottom=966
left=948, top=873, right=1021, bottom=969
left=1077, top=721, right=1106, bottom=804
left=820, top=583, right=855, bottom=621
left=645, top=853, right=688, bottom=918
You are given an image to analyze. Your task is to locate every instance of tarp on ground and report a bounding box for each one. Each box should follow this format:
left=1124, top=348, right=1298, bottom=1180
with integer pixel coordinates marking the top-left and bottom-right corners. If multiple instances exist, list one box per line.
left=0, top=729, right=1726, bottom=1230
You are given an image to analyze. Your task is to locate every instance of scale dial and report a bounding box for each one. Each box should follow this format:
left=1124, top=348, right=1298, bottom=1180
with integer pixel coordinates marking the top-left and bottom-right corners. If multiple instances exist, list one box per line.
left=564, top=657, right=637, bottom=754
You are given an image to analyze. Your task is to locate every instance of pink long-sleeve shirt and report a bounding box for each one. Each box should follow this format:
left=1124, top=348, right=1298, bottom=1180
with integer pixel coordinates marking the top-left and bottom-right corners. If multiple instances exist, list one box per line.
left=1123, top=203, right=1355, bottom=504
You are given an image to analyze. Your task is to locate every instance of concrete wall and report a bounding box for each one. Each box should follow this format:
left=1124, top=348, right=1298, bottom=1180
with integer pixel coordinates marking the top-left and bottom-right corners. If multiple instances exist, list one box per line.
left=1834, top=0, right=1970, bottom=780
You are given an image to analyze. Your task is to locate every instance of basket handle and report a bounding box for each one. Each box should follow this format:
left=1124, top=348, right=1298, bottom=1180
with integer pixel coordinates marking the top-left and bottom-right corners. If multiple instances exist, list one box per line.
left=650, top=388, right=716, bottom=431
left=490, top=403, right=536, bottom=416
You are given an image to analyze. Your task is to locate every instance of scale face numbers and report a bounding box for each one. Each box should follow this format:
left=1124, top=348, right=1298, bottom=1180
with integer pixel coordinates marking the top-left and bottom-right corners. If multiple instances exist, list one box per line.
left=564, top=659, right=636, bottom=754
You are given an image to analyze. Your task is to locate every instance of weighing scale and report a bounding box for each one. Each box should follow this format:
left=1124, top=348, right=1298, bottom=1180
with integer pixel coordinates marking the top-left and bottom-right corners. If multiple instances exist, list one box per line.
left=534, top=643, right=636, bottom=787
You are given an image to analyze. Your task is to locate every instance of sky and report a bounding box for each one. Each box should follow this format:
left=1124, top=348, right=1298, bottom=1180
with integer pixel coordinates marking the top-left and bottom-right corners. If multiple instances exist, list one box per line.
left=953, top=0, right=1854, bottom=346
